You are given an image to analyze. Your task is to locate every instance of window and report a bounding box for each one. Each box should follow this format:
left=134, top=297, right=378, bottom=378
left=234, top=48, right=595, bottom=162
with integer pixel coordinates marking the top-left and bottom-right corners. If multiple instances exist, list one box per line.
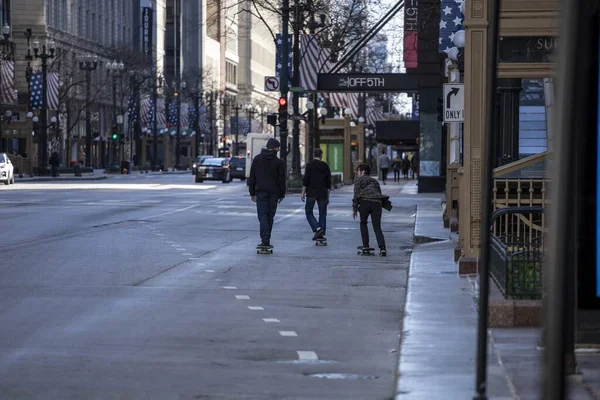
left=226, top=61, right=237, bottom=85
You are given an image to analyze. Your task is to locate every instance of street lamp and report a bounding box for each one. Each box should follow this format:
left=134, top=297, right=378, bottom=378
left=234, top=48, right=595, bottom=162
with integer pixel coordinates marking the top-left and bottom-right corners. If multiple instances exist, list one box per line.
left=78, top=53, right=98, bottom=168
left=106, top=60, right=124, bottom=170
left=31, top=38, right=55, bottom=175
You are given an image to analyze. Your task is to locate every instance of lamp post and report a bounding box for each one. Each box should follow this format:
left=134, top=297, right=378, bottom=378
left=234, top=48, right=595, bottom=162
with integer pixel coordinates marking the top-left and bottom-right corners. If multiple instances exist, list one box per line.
left=232, top=102, right=242, bottom=156
left=306, top=100, right=315, bottom=161
left=365, top=125, right=374, bottom=171
left=174, top=78, right=183, bottom=170
left=187, top=82, right=201, bottom=160
left=105, top=60, right=124, bottom=171
left=32, top=38, right=55, bottom=175
left=78, top=53, right=98, bottom=168
left=246, top=103, right=257, bottom=134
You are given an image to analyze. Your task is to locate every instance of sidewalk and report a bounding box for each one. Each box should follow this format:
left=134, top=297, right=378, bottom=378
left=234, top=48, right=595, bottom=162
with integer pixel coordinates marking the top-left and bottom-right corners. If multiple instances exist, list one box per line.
left=15, top=168, right=191, bottom=182
left=394, top=182, right=599, bottom=399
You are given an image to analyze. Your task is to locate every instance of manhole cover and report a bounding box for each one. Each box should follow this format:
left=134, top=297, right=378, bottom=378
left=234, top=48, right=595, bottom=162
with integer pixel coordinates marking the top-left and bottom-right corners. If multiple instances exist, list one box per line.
left=307, top=373, right=379, bottom=380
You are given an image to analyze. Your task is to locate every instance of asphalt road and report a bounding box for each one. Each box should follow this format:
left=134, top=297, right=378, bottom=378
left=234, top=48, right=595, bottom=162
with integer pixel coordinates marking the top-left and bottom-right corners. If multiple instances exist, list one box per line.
left=0, top=174, right=416, bottom=400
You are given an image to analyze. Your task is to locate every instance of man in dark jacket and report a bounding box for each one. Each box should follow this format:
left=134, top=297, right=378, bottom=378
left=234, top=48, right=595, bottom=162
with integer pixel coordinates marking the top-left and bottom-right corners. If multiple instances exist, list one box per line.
left=301, top=148, right=331, bottom=240
left=353, top=163, right=388, bottom=256
left=248, top=138, right=286, bottom=247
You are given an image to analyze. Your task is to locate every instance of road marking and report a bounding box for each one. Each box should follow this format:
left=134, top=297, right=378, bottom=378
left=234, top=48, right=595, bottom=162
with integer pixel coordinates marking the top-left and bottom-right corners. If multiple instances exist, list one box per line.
left=248, top=306, right=264, bottom=310
left=166, top=241, right=175, bottom=244
left=189, top=258, right=199, bottom=260
left=223, top=286, right=237, bottom=290
left=263, top=318, right=280, bottom=323
left=176, top=248, right=186, bottom=251
left=205, top=269, right=215, bottom=273
left=170, top=244, right=181, bottom=247
left=235, top=295, right=250, bottom=300
left=275, top=205, right=305, bottom=224
left=140, top=204, right=198, bottom=220
left=297, top=351, right=319, bottom=360
left=157, top=234, right=165, bottom=236
left=183, top=253, right=193, bottom=256
left=279, top=331, right=298, bottom=337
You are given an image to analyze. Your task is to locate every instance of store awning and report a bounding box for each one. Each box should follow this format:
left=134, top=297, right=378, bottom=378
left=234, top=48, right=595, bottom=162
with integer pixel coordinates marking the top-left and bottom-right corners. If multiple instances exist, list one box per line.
left=374, top=120, right=420, bottom=145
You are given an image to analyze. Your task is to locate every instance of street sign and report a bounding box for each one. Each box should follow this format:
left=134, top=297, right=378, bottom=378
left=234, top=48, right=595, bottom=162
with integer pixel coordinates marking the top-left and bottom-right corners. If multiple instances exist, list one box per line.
left=91, top=112, right=99, bottom=121
left=317, top=73, right=418, bottom=92
left=443, top=83, right=464, bottom=122
left=264, top=76, right=280, bottom=92
left=117, top=115, right=123, bottom=124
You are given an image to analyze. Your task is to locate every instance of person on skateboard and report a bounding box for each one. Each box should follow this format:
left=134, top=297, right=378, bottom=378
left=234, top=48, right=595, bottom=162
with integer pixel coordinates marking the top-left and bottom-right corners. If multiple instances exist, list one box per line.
left=248, top=138, right=286, bottom=249
left=352, top=163, right=390, bottom=256
left=301, top=148, right=332, bottom=241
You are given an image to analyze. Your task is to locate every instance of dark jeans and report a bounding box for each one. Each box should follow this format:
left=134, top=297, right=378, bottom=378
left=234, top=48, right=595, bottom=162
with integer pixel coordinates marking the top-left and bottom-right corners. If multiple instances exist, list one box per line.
left=393, top=169, right=400, bottom=181
left=380, top=168, right=389, bottom=182
left=359, top=200, right=386, bottom=249
left=256, top=191, right=279, bottom=245
left=305, top=197, right=328, bottom=235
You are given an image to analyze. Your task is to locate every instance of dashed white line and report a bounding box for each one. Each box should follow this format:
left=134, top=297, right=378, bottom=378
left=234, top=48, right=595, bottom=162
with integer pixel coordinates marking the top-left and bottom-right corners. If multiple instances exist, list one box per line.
left=248, top=306, right=264, bottom=311
left=176, top=248, right=186, bottom=251
left=235, top=295, right=250, bottom=300
left=297, top=351, right=319, bottom=360
left=223, top=286, right=237, bottom=290
left=205, top=269, right=215, bottom=273
left=279, top=331, right=298, bottom=337
left=170, top=245, right=181, bottom=247
left=156, top=234, right=165, bottom=236
left=166, top=241, right=175, bottom=244
left=262, top=318, right=280, bottom=323
left=183, top=253, right=193, bottom=256
left=189, top=258, right=199, bottom=260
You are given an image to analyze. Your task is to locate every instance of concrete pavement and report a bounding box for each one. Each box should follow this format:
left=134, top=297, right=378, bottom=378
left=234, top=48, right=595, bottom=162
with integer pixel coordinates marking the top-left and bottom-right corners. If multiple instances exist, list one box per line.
left=0, top=175, right=416, bottom=399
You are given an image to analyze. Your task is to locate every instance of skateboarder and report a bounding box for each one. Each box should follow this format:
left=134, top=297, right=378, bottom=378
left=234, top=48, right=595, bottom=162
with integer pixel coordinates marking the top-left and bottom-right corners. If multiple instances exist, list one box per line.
left=301, top=148, right=332, bottom=241
left=352, top=163, right=388, bottom=256
left=248, top=138, right=286, bottom=249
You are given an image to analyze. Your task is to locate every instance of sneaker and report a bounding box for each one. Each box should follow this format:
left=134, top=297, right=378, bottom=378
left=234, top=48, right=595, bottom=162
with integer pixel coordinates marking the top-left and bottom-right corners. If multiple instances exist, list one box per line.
left=312, top=228, right=324, bottom=240
left=380, top=248, right=387, bottom=256
left=259, top=242, right=271, bottom=247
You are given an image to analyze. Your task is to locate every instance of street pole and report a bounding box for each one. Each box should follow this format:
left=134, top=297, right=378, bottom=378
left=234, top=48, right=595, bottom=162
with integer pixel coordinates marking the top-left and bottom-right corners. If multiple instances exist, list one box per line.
left=152, top=75, right=159, bottom=170
left=208, top=92, right=214, bottom=156
left=193, top=90, right=200, bottom=158
left=175, top=87, right=181, bottom=169
left=112, top=76, right=118, bottom=168
left=280, top=0, right=290, bottom=174
left=234, top=103, right=241, bottom=156
left=32, top=39, right=55, bottom=175
left=78, top=54, right=98, bottom=169
left=291, top=0, right=301, bottom=179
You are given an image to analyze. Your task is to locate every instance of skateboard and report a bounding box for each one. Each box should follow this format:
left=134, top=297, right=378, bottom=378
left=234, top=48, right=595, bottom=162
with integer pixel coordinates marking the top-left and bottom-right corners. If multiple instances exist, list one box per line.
left=315, top=238, right=328, bottom=246
left=357, top=246, right=375, bottom=256
left=256, top=245, right=273, bottom=254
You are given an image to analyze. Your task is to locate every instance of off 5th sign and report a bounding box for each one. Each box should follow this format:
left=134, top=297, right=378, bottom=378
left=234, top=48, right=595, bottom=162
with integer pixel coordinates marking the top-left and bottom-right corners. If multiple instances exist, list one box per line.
left=443, top=83, right=464, bottom=123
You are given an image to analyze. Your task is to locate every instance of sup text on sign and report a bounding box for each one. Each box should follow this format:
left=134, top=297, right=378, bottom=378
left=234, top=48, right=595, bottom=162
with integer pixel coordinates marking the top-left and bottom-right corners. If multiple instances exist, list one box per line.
left=443, top=83, right=464, bottom=122
left=264, top=76, right=280, bottom=92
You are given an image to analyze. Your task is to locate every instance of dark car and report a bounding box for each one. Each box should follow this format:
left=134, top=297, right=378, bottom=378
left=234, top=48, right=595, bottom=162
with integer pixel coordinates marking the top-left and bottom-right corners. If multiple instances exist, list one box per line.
left=229, top=156, right=246, bottom=181
left=192, top=155, right=214, bottom=175
left=195, top=157, right=232, bottom=183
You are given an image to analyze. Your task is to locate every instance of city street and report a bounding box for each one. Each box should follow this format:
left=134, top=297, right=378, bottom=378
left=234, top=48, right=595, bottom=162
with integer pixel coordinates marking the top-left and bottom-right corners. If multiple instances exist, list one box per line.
left=0, top=174, right=416, bottom=399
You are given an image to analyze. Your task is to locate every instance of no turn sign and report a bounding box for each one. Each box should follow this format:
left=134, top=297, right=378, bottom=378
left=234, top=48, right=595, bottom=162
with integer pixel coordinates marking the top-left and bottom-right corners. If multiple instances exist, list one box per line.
left=264, top=76, right=280, bottom=92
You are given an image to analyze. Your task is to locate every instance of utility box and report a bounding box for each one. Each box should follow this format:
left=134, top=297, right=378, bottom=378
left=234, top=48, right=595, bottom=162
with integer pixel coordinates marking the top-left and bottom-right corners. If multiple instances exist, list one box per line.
left=245, top=133, right=272, bottom=179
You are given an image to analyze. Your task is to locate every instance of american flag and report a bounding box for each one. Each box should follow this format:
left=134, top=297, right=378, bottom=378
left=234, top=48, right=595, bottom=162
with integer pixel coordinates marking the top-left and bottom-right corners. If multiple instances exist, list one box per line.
left=198, top=105, right=208, bottom=135
left=156, top=98, right=166, bottom=127
left=412, top=95, right=420, bottom=120
left=439, top=0, right=464, bottom=54
left=180, top=103, right=189, bottom=129
left=0, top=61, right=16, bottom=105
left=366, top=97, right=384, bottom=126
left=29, top=72, right=59, bottom=110
left=188, top=104, right=197, bottom=127
left=298, top=34, right=349, bottom=108
left=275, top=34, right=293, bottom=88
left=127, top=94, right=137, bottom=122
left=141, top=95, right=153, bottom=125
left=168, top=101, right=178, bottom=127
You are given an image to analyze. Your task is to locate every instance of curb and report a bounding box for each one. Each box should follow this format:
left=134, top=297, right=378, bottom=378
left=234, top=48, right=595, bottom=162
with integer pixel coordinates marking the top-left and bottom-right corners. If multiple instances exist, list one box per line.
left=16, top=176, right=108, bottom=182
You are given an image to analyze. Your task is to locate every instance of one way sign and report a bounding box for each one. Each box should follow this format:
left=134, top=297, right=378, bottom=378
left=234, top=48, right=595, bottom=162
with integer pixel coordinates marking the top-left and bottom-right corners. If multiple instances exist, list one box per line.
left=443, top=83, right=464, bottom=123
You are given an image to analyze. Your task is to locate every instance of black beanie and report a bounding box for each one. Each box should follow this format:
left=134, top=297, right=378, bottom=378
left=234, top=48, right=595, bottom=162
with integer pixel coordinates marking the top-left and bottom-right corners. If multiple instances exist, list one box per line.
left=266, top=138, right=280, bottom=150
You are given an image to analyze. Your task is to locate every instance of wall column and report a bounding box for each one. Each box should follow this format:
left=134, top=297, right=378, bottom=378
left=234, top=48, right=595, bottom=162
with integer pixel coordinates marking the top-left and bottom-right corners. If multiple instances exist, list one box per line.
left=494, top=78, right=521, bottom=167
left=457, top=0, right=488, bottom=274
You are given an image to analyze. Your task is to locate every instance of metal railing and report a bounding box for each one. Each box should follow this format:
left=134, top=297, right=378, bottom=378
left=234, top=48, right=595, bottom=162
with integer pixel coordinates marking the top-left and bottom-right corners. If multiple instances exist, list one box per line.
left=489, top=206, right=544, bottom=299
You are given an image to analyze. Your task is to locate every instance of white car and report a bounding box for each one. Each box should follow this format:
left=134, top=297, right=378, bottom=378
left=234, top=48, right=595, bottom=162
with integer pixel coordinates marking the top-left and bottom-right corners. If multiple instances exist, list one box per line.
left=0, top=152, right=15, bottom=185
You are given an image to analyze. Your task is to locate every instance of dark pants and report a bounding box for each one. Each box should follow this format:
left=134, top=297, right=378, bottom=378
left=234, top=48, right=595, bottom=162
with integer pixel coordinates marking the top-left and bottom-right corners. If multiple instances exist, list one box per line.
left=380, top=168, right=389, bottom=182
left=393, top=169, right=400, bottom=181
left=256, top=191, right=279, bottom=245
left=305, top=197, right=328, bottom=235
left=359, top=200, right=386, bottom=249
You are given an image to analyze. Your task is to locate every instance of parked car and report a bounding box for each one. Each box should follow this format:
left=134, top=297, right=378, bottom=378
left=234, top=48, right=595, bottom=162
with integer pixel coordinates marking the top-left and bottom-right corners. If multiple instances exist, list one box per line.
left=0, top=153, right=15, bottom=185
left=192, top=155, right=214, bottom=175
left=229, top=156, right=246, bottom=181
left=195, top=157, right=232, bottom=183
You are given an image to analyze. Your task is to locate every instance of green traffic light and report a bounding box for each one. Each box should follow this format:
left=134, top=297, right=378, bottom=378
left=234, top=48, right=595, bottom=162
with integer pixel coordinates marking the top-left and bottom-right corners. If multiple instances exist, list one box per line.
left=112, top=133, right=118, bottom=140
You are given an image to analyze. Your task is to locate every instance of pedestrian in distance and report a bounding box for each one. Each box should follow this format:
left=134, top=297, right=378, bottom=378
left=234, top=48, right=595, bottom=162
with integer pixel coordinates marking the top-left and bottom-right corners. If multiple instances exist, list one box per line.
left=353, top=163, right=392, bottom=256
left=392, top=156, right=402, bottom=182
left=248, top=138, right=286, bottom=249
left=301, top=148, right=332, bottom=241
left=378, top=149, right=391, bottom=185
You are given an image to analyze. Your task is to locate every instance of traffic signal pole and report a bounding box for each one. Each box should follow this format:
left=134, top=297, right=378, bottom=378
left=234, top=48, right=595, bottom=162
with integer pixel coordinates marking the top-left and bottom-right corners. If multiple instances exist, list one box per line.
left=279, top=0, right=290, bottom=174
left=291, top=0, right=301, bottom=179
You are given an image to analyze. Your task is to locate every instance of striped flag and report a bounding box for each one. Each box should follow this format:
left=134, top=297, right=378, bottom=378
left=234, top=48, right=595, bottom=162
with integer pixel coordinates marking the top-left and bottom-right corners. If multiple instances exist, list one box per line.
left=141, top=95, right=153, bottom=125
left=180, top=103, right=189, bottom=129
left=198, top=105, right=208, bottom=135
left=0, top=61, right=16, bottom=105
left=188, top=104, right=197, bottom=127
left=168, top=101, right=177, bottom=127
left=366, top=97, right=384, bottom=126
left=47, top=72, right=59, bottom=110
left=127, top=94, right=137, bottom=122
left=156, top=98, right=166, bottom=127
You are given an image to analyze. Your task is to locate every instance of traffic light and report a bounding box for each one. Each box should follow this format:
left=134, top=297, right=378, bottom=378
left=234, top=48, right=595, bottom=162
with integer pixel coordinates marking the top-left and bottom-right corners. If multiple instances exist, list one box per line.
left=266, top=113, right=277, bottom=127
left=111, top=125, right=118, bottom=140
left=278, top=96, right=288, bottom=124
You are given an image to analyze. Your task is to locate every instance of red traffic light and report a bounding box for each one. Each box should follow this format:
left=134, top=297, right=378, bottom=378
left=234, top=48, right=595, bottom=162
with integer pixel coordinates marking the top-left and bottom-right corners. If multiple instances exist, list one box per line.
left=278, top=97, right=287, bottom=107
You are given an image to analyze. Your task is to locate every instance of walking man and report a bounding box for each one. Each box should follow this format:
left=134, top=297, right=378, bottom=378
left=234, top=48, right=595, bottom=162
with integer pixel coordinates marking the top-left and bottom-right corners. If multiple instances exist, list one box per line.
left=353, top=163, right=388, bottom=256
left=301, top=148, right=332, bottom=240
left=378, top=149, right=391, bottom=185
left=248, top=138, right=286, bottom=248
